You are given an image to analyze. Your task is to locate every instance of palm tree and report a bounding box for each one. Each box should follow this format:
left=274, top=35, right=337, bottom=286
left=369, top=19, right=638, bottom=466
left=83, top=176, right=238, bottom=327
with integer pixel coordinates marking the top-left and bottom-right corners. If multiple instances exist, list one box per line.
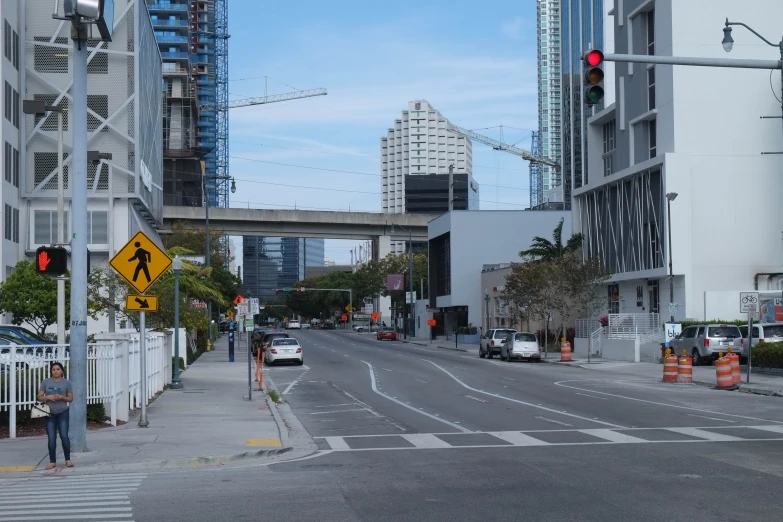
left=519, top=218, right=584, bottom=261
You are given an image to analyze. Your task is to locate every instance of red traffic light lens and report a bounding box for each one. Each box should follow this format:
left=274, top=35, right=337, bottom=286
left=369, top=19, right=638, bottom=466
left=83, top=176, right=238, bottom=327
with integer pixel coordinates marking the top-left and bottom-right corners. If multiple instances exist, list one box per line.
left=585, top=49, right=604, bottom=67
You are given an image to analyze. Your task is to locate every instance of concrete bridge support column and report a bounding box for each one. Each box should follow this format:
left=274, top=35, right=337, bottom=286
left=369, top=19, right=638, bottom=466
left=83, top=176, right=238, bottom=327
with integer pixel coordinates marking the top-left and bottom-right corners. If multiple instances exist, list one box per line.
left=375, top=235, right=393, bottom=328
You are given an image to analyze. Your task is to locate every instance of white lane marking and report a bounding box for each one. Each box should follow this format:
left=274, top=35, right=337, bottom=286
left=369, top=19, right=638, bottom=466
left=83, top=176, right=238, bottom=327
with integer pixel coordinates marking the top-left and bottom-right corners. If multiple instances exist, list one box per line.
left=315, top=403, right=353, bottom=408
left=752, top=425, right=783, bottom=435
left=581, top=429, right=649, bottom=443
left=666, top=427, right=743, bottom=442
left=492, top=431, right=550, bottom=446
left=575, top=392, right=608, bottom=400
left=501, top=377, right=517, bottom=382
left=309, top=409, right=367, bottom=415
left=331, top=384, right=384, bottom=418
left=535, top=416, right=573, bottom=427
left=323, top=437, right=351, bottom=450
left=382, top=368, right=393, bottom=372
left=402, top=433, right=451, bottom=448
left=414, top=379, right=429, bottom=384
left=554, top=379, right=783, bottom=425
left=685, top=413, right=737, bottom=423
left=426, top=360, right=625, bottom=428
left=464, top=395, right=489, bottom=403
left=361, top=360, right=471, bottom=433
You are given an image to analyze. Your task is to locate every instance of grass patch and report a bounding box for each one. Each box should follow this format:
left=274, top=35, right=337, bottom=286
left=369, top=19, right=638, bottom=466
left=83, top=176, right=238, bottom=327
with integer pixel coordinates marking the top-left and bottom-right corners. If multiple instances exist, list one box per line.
left=267, top=389, right=280, bottom=403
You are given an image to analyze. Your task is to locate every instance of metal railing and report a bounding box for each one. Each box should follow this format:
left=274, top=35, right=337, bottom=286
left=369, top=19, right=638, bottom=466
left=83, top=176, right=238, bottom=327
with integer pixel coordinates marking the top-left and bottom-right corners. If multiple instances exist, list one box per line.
left=575, top=319, right=602, bottom=338
left=607, top=313, right=660, bottom=339
left=589, top=327, right=603, bottom=356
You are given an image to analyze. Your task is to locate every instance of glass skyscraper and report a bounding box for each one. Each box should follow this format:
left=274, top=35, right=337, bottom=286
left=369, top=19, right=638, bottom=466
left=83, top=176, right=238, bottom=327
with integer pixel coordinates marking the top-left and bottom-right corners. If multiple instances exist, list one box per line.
left=561, top=0, right=605, bottom=209
left=535, top=0, right=562, bottom=207
left=242, top=237, right=325, bottom=299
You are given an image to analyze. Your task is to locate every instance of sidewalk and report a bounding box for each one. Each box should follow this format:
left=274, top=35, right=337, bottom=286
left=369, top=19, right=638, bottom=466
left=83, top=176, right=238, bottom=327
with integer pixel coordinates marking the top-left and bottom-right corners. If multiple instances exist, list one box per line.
left=0, top=336, right=290, bottom=474
left=542, top=356, right=783, bottom=396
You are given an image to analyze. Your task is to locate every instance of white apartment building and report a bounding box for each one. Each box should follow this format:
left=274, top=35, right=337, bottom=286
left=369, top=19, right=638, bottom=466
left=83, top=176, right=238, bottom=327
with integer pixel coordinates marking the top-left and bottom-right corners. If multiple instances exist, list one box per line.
left=0, top=1, right=164, bottom=333
left=534, top=0, right=562, bottom=207
left=574, top=0, right=783, bottom=321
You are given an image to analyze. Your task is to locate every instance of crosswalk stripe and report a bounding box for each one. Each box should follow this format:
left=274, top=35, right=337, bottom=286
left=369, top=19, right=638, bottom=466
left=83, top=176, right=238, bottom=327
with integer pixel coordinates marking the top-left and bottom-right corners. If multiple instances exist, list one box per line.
left=315, top=425, right=783, bottom=451
left=401, top=434, right=451, bottom=449
left=0, top=473, right=144, bottom=522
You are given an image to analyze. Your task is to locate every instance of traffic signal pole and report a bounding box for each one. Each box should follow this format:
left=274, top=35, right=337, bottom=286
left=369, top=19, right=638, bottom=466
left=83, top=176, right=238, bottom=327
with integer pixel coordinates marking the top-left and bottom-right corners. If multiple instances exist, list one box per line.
left=56, top=109, right=66, bottom=347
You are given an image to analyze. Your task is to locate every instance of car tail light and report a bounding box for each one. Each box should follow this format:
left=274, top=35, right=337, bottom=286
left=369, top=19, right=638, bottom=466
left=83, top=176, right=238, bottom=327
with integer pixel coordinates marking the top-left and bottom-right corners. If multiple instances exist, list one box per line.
left=740, top=339, right=744, bottom=346
left=296, top=348, right=302, bottom=353
left=704, top=338, right=709, bottom=347
left=270, top=349, right=278, bottom=354
left=491, top=340, right=495, bottom=346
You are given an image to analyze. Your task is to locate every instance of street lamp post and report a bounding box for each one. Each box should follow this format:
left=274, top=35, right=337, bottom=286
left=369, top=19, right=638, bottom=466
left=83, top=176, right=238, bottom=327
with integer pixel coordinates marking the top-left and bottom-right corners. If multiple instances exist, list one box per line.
left=391, top=224, right=415, bottom=339
left=171, top=256, right=183, bottom=390
left=666, top=192, right=678, bottom=323
left=203, top=174, right=236, bottom=349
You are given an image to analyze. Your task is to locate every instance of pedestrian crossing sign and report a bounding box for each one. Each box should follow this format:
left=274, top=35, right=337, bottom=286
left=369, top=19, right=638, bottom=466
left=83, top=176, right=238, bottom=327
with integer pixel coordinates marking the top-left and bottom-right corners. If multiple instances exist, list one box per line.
left=110, top=231, right=172, bottom=294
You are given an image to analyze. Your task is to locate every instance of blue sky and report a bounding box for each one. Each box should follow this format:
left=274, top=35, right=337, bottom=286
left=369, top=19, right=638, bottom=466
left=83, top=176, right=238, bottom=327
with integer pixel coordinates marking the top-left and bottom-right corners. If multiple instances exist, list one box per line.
left=227, top=0, right=539, bottom=265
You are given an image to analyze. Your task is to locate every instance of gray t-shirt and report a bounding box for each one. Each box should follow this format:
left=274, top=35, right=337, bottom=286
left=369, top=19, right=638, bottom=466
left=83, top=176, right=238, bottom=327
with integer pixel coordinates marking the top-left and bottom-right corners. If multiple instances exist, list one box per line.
left=38, top=377, right=72, bottom=415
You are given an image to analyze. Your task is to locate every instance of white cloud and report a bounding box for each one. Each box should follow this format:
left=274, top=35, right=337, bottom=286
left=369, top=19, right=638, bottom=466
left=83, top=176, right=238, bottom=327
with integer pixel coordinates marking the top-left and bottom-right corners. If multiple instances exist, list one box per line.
left=501, top=17, right=530, bottom=40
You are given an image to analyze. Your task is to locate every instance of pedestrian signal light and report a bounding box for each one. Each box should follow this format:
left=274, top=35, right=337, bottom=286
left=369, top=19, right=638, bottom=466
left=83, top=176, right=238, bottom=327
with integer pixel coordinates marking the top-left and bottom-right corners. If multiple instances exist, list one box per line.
left=35, top=247, right=68, bottom=276
left=583, top=49, right=605, bottom=106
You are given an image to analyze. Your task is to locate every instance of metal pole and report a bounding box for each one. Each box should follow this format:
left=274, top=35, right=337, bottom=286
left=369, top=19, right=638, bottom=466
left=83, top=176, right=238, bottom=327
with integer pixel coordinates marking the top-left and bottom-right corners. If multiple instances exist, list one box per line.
left=171, top=267, right=182, bottom=389
left=409, top=229, right=414, bottom=338
left=668, top=198, right=674, bottom=323
left=747, top=313, right=754, bottom=383
left=246, top=325, right=252, bottom=400
left=56, top=110, right=65, bottom=347
left=68, top=29, right=89, bottom=452
left=603, top=53, right=781, bottom=70
left=205, top=178, right=212, bottom=349
left=138, top=311, right=148, bottom=427
left=349, top=289, right=353, bottom=331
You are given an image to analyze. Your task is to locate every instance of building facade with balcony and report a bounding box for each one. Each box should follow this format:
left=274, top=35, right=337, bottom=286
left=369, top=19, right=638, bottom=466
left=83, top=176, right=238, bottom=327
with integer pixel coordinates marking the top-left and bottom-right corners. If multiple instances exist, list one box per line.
left=573, top=0, right=783, bottom=322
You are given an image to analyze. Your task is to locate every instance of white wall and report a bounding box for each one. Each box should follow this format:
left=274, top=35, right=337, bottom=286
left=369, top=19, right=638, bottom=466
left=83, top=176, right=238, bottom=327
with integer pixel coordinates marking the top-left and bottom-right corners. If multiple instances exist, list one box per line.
left=430, top=210, right=571, bottom=327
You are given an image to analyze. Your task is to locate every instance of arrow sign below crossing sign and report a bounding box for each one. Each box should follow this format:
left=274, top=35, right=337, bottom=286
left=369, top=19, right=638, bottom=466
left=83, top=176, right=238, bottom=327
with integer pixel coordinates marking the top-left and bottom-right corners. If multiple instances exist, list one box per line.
left=126, top=295, right=159, bottom=312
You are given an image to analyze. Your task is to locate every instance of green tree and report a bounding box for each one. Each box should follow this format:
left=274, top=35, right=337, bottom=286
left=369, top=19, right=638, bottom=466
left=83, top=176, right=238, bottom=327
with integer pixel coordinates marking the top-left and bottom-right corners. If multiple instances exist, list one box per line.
left=0, top=261, right=70, bottom=336
left=519, top=218, right=584, bottom=261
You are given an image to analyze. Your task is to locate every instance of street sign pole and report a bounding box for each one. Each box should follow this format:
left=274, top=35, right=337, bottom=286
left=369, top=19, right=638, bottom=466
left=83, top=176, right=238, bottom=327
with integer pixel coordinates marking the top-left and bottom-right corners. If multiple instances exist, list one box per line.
left=747, top=307, right=755, bottom=384
left=139, top=311, right=148, bottom=427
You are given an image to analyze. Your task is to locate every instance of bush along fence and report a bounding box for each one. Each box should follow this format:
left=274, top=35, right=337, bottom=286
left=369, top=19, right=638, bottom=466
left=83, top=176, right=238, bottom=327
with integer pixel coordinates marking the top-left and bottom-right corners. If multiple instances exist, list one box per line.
left=0, top=331, right=173, bottom=438
left=751, top=341, right=783, bottom=370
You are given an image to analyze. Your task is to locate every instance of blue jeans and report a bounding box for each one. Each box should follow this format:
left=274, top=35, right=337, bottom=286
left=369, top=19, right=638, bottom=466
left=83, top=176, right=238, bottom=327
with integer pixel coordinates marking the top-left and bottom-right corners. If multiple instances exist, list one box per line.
left=45, top=409, right=70, bottom=463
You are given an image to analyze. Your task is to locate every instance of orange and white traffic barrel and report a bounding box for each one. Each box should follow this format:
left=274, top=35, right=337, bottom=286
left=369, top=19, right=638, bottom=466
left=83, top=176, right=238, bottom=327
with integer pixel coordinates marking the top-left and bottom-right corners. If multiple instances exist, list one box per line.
left=560, top=340, right=572, bottom=362
left=715, top=353, right=735, bottom=389
left=726, top=349, right=741, bottom=384
left=677, top=350, right=693, bottom=384
left=663, top=351, right=679, bottom=382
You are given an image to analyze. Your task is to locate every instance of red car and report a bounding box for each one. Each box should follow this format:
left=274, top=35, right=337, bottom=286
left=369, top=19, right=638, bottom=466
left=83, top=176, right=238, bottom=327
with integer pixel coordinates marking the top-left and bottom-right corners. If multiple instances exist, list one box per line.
left=377, top=327, right=397, bottom=341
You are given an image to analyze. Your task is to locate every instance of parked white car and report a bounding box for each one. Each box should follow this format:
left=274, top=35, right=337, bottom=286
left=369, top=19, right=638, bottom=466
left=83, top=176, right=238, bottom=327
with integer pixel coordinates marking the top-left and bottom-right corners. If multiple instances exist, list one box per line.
left=265, top=338, right=303, bottom=366
left=288, top=320, right=301, bottom=330
left=500, top=332, right=541, bottom=362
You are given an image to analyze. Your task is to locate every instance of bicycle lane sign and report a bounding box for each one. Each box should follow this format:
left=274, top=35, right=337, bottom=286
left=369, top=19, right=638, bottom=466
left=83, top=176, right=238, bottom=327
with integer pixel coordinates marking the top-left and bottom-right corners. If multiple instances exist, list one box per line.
left=740, top=292, right=759, bottom=313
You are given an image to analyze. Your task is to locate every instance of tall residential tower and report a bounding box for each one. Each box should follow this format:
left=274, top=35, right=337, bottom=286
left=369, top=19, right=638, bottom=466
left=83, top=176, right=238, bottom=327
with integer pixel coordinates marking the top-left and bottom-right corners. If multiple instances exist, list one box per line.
left=534, top=0, right=562, bottom=208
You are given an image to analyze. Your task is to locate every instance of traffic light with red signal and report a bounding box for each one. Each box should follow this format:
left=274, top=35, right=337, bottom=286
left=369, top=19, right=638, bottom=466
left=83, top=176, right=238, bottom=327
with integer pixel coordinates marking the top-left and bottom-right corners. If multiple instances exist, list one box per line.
left=35, top=247, right=68, bottom=276
left=583, top=49, right=605, bottom=106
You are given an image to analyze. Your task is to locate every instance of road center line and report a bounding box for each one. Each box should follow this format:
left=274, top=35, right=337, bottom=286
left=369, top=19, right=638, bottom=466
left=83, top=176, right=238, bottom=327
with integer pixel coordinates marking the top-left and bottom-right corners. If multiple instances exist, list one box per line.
left=425, top=360, right=625, bottom=428
left=685, top=413, right=737, bottom=423
left=361, top=360, right=471, bottom=433
left=575, top=392, right=608, bottom=400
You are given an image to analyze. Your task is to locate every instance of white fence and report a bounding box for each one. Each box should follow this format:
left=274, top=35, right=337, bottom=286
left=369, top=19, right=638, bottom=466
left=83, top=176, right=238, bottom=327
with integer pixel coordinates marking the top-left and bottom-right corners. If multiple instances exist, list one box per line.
left=608, top=313, right=660, bottom=339
left=1, top=332, right=172, bottom=438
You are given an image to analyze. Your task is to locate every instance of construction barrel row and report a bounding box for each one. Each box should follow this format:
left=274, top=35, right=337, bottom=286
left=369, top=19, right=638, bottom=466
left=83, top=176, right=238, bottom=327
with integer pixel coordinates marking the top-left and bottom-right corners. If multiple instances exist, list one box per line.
left=662, top=348, right=741, bottom=389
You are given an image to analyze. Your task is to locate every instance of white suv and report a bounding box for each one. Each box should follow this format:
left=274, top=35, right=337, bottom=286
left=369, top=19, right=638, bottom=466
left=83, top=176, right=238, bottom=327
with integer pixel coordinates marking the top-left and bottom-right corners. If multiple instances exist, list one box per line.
left=288, top=320, right=301, bottom=330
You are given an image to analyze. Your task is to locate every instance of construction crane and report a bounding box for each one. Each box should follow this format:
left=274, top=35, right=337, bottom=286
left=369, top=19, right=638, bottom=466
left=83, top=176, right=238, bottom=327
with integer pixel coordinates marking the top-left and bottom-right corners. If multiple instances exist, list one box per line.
left=199, top=88, right=328, bottom=112
left=445, top=122, right=558, bottom=168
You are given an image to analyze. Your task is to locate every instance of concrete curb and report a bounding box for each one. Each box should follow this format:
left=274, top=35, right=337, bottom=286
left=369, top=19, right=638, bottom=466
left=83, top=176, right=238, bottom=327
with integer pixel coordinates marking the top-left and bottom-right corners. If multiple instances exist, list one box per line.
left=437, top=345, right=469, bottom=353
left=262, top=378, right=291, bottom=450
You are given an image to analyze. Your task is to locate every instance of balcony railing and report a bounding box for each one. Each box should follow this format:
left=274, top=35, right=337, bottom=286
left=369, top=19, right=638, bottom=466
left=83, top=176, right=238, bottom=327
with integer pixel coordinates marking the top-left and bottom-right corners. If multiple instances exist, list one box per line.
left=160, top=51, right=189, bottom=59
left=154, top=35, right=189, bottom=43
left=148, top=3, right=188, bottom=11
left=151, top=19, right=189, bottom=27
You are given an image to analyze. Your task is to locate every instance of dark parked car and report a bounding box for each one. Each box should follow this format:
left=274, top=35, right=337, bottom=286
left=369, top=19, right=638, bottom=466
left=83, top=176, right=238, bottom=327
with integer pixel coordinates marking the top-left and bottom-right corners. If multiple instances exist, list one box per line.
left=252, top=331, right=289, bottom=357
left=0, top=325, right=49, bottom=345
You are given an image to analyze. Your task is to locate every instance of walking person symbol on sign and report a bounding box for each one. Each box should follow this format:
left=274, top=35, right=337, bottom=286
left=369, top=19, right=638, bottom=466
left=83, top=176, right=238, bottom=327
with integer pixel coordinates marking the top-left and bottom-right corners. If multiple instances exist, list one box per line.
left=129, top=242, right=152, bottom=283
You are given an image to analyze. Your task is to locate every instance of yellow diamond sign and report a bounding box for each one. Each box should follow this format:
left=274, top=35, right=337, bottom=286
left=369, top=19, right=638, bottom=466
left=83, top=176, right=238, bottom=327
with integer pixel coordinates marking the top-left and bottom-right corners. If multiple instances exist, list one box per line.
left=110, top=231, right=172, bottom=294
left=345, top=304, right=353, bottom=312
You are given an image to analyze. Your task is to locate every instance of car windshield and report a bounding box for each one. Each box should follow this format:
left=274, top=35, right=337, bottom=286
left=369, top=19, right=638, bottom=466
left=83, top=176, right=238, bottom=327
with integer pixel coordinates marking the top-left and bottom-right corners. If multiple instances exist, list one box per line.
left=273, top=339, right=299, bottom=346
left=515, top=333, right=537, bottom=342
left=708, top=327, right=740, bottom=338
left=383, top=328, right=395, bottom=332
left=493, top=330, right=514, bottom=338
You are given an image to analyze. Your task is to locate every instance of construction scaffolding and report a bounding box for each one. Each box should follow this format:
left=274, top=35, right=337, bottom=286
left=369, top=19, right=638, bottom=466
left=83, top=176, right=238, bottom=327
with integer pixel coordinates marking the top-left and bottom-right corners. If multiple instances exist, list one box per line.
left=529, top=131, right=542, bottom=208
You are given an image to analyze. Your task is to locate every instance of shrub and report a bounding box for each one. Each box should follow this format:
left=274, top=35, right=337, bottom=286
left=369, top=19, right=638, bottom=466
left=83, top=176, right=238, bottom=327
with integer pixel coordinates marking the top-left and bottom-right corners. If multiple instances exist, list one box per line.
left=751, top=341, right=783, bottom=369
left=680, top=319, right=746, bottom=328
left=456, top=326, right=478, bottom=335
left=87, top=403, right=106, bottom=423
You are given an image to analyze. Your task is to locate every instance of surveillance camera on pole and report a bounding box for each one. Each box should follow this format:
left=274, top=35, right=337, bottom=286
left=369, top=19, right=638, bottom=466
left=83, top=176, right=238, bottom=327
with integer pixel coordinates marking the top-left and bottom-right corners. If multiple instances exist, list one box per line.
left=58, top=0, right=115, bottom=41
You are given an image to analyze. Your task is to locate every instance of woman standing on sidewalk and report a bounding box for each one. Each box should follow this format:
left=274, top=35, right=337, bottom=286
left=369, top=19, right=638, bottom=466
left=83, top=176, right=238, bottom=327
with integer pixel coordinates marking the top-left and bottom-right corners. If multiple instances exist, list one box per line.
left=37, top=362, right=74, bottom=469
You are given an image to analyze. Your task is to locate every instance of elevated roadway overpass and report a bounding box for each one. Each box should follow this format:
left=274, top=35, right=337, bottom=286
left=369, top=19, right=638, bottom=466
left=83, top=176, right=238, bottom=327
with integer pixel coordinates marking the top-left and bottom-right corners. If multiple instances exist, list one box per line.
left=161, top=206, right=437, bottom=241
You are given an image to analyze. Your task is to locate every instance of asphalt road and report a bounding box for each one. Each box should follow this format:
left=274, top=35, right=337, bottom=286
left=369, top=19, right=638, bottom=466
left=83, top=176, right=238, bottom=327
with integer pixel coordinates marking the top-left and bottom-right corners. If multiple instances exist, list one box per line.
left=12, top=329, right=783, bottom=522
